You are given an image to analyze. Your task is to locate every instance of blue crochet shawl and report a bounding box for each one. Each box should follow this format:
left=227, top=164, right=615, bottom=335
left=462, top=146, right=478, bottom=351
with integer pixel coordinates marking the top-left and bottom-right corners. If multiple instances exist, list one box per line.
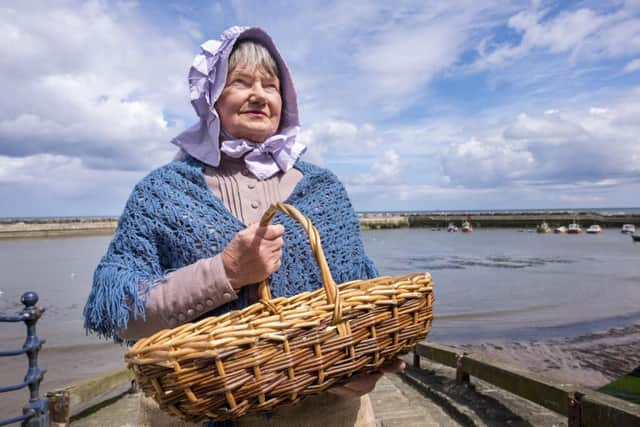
left=83, top=158, right=378, bottom=340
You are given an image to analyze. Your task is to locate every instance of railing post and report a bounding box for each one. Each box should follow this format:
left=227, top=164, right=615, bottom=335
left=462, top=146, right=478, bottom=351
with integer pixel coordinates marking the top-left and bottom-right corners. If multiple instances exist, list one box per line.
left=568, top=392, right=583, bottom=427
left=20, top=292, right=49, bottom=427
left=0, top=291, right=48, bottom=427
left=455, top=353, right=470, bottom=385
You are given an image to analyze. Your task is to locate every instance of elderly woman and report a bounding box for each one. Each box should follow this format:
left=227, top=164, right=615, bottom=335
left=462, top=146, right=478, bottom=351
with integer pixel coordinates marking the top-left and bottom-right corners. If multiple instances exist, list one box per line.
left=83, top=26, right=402, bottom=427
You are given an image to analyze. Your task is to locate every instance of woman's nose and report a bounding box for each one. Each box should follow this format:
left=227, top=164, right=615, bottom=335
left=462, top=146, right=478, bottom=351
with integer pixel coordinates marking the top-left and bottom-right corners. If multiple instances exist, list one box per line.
left=248, top=83, right=267, bottom=102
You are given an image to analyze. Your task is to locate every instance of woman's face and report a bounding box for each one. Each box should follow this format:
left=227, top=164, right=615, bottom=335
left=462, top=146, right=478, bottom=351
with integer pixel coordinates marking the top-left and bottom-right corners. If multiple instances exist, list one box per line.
left=216, top=65, right=282, bottom=143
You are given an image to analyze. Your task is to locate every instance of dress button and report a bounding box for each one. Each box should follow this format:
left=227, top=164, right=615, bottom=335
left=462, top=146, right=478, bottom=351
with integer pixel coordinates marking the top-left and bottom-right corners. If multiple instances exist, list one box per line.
left=205, top=299, right=214, bottom=307
left=247, top=182, right=256, bottom=189
left=223, top=292, right=232, bottom=300
left=168, top=317, right=177, bottom=326
left=251, top=201, right=259, bottom=209
left=186, top=308, right=195, bottom=317
left=178, top=313, right=186, bottom=322
left=196, top=303, right=203, bottom=311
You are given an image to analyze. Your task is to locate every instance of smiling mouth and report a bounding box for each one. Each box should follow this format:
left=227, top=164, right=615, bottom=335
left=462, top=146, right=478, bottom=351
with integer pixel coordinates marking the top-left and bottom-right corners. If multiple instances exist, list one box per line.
left=243, top=111, right=268, bottom=117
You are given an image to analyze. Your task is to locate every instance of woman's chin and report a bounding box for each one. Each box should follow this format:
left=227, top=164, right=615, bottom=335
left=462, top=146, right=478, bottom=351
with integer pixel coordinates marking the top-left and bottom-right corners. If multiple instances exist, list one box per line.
left=236, top=129, right=276, bottom=143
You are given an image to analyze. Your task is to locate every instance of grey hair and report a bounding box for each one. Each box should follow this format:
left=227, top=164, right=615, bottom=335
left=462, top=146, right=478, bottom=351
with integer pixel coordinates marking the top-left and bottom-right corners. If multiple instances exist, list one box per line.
left=228, top=40, right=279, bottom=78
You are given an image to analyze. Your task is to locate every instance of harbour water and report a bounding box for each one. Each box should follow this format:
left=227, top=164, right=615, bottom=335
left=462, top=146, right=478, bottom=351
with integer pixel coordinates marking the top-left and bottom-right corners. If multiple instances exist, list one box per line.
left=362, top=228, right=640, bottom=342
left=1, top=228, right=640, bottom=347
left=0, top=228, right=639, bottom=417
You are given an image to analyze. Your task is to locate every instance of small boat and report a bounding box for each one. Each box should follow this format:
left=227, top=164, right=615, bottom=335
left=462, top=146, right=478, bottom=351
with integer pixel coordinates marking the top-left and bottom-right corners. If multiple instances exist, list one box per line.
left=447, top=223, right=458, bottom=232
left=621, top=224, right=636, bottom=235
left=633, top=233, right=640, bottom=243
left=586, top=225, right=602, bottom=234
left=567, top=223, right=582, bottom=234
left=461, top=220, right=473, bottom=233
left=554, top=226, right=567, bottom=234
left=536, top=222, right=551, bottom=234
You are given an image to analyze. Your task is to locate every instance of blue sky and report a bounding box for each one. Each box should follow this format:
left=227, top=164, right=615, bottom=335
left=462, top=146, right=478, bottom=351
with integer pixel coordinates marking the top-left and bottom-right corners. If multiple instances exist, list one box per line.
left=1, top=0, right=640, bottom=216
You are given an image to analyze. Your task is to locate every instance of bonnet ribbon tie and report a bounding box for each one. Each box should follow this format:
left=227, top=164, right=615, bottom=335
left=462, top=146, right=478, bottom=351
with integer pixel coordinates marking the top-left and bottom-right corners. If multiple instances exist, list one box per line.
left=220, top=128, right=306, bottom=180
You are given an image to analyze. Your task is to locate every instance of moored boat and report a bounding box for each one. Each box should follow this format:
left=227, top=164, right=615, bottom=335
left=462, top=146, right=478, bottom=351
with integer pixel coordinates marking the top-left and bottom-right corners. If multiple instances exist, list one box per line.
left=461, top=220, right=473, bottom=233
left=536, top=222, right=551, bottom=234
left=447, top=223, right=458, bottom=232
left=586, top=225, right=602, bottom=234
left=554, top=226, right=567, bottom=234
left=621, top=224, right=636, bottom=234
left=633, top=233, right=640, bottom=243
left=567, top=223, right=583, bottom=234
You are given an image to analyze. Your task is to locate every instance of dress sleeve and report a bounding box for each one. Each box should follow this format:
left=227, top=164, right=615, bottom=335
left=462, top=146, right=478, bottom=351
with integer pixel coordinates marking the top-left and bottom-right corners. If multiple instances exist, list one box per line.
left=118, top=255, right=238, bottom=340
left=83, top=183, right=237, bottom=341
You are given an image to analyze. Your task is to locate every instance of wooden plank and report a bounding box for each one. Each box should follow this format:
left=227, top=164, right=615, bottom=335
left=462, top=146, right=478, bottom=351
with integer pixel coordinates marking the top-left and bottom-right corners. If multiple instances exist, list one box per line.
left=414, top=342, right=640, bottom=426
left=416, top=343, right=571, bottom=415
left=577, top=388, right=640, bottom=427
left=47, top=368, right=133, bottom=423
left=415, top=342, right=458, bottom=368
left=460, top=353, right=571, bottom=415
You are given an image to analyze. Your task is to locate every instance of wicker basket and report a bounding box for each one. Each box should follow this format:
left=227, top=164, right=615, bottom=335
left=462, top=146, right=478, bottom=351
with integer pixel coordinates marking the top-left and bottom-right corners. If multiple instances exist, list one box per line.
left=125, top=203, right=434, bottom=422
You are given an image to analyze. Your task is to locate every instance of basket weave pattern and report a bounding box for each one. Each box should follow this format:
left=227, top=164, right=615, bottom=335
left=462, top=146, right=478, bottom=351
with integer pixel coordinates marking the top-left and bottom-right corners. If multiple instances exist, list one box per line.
left=126, top=203, right=434, bottom=422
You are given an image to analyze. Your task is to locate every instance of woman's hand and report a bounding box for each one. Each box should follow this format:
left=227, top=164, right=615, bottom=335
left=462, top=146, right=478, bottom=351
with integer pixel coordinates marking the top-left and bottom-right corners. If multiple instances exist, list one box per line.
left=221, top=223, right=285, bottom=290
left=327, top=358, right=406, bottom=398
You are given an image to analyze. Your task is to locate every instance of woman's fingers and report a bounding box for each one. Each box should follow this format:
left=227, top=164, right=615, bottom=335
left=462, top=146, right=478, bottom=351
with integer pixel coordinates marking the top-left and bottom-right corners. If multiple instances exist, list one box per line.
left=255, top=224, right=285, bottom=240
left=221, top=224, right=285, bottom=289
left=267, top=255, right=282, bottom=274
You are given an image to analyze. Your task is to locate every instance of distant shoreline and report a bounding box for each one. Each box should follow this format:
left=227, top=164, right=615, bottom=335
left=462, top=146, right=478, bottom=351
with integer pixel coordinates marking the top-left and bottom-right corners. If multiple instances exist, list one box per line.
left=359, top=211, right=640, bottom=230
left=0, top=219, right=117, bottom=239
left=1, top=211, right=639, bottom=238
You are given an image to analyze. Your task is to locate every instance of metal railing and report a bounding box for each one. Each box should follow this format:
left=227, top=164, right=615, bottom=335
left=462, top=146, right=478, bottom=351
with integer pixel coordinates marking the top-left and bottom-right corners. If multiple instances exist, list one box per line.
left=412, top=342, right=640, bottom=427
left=0, top=292, right=48, bottom=426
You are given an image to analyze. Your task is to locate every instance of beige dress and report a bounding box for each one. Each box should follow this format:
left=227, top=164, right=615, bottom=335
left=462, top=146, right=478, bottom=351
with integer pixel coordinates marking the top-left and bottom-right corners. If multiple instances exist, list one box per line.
left=139, top=393, right=375, bottom=427
left=134, top=157, right=376, bottom=426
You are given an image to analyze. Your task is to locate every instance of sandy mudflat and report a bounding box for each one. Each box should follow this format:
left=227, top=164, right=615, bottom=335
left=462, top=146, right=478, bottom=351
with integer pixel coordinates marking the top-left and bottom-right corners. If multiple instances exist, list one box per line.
left=455, top=322, right=640, bottom=388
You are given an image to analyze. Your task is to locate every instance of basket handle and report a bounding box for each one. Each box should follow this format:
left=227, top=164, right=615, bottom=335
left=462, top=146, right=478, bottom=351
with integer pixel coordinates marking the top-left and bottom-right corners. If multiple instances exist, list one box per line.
left=258, top=202, right=343, bottom=322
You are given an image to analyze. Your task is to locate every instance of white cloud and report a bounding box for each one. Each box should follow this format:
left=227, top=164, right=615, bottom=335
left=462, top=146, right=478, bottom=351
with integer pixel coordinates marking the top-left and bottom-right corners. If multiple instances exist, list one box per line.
left=439, top=93, right=640, bottom=188
left=355, top=22, right=466, bottom=98
left=504, top=113, right=589, bottom=143
left=297, top=119, right=380, bottom=165
left=441, top=137, right=534, bottom=187
left=474, top=4, right=640, bottom=70
left=623, top=58, right=640, bottom=72
left=589, top=107, right=608, bottom=115
left=224, top=1, right=513, bottom=119
left=303, top=86, right=640, bottom=205
left=2, top=1, right=640, bottom=214
left=0, top=153, right=143, bottom=215
left=348, top=149, right=401, bottom=187
left=0, top=1, right=193, bottom=172
left=178, top=17, right=203, bottom=40
left=212, top=3, right=223, bottom=15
